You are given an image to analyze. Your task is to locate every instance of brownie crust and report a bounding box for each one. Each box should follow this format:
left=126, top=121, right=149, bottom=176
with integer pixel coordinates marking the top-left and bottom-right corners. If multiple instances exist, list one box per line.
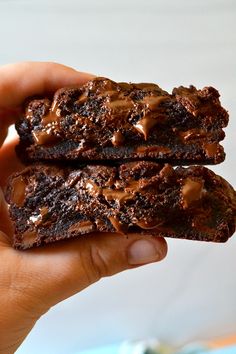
left=6, top=161, right=236, bottom=249
left=16, top=77, right=228, bottom=164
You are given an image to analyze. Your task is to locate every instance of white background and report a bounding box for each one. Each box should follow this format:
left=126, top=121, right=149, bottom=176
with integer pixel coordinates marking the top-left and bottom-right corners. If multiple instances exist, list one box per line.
left=0, top=1, right=235, bottom=353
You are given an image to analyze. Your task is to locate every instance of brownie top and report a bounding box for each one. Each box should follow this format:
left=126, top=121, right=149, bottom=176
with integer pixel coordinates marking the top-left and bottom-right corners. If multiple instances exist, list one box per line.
left=24, top=77, right=228, bottom=148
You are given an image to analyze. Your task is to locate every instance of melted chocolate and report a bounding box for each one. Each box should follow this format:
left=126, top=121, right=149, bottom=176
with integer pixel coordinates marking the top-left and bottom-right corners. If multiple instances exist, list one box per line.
left=22, top=230, right=38, bottom=247
left=11, top=176, right=26, bottom=207
left=111, top=131, right=124, bottom=146
left=103, top=188, right=133, bottom=205
left=182, top=178, right=204, bottom=209
left=41, top=100, right=61, bottom=125
left=134, top=116, right=159, bottom=140
left=135, top=219, right=163, bottom=229
left=141, top=95, right=169, bottom=110
left=69, top=220, right=94, bottom=233
left=29, top=207, right=49, bottom=226
left=85, top=180, right=102, bottom=197
left=136, top=145, right=171, bottom=154
left=85, top=180, right=134, bottom=205
left=85, top=177, right=144, bottom=206
left=179, top=129, right=207, bottom=141
left=134, top=96, right=168, bottom=140
left=32, top=131, right=59, bottom=146
left=204, top=142, right=218, bottom=157
left=109, top=216, right=127, bottom=233
left=31, top=101, right=61, bottom=145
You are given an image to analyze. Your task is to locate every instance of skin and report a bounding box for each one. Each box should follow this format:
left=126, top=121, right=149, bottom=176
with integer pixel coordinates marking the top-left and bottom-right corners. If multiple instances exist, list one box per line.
left=0, top=62, right=168, bottom=354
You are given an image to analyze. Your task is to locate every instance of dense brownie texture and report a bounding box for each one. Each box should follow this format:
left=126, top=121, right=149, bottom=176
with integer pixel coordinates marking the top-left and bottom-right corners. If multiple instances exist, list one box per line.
left=6, top=161, right=236, bottom=249
left=16, top=77, right=228, bottom=164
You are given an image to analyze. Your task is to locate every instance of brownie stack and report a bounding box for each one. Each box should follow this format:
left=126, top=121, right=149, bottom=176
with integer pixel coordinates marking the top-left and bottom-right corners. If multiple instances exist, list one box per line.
left=6, top=77, right=236, bottom=249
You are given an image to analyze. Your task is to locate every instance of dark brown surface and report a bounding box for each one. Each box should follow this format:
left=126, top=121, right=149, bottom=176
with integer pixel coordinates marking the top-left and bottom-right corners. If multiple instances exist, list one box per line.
left=6, top=162, right=236, bottom=249
left=16, top=77, right=228, bottom=164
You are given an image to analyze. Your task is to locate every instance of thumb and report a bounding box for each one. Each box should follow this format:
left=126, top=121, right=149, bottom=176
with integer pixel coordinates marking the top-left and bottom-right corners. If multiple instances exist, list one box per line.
left=0, top=233, right=167, bottom=353
left=18, top=233, right=168, bottom=311
left=76, top=232, right=168, bottom=279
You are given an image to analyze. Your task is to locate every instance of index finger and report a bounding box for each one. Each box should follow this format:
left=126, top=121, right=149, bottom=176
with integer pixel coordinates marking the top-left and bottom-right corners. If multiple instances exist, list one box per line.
left=0, top=61, right=94, bottom=109
left=0, top=61, right=95, bottom=145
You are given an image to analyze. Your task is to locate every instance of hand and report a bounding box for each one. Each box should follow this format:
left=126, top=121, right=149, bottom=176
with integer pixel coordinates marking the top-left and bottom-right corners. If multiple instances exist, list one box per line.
left=0, top=62, right=168, bottom=354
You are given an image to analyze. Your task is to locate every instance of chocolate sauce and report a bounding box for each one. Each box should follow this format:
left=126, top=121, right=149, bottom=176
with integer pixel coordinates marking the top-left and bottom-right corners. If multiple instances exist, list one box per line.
left=85, top=180, right=102, bottom=197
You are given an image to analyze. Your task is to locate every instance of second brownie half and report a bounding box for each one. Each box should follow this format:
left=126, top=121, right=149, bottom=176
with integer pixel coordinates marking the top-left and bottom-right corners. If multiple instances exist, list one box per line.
left=6, top=161, right=236, bottom=249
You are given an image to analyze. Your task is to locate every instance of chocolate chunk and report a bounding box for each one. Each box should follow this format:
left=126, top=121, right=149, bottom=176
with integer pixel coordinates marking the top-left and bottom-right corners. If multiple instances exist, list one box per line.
left=5, top=162, right=236, bottom=249
left=16, top=77, right=228, bottom=164
left=111, top=131, right=124, bottom=147
left=21, top=230, right=38, bottom=248
left=10, top=176, right=26, bottom=207
left=181, top=178, right=204, bottom=208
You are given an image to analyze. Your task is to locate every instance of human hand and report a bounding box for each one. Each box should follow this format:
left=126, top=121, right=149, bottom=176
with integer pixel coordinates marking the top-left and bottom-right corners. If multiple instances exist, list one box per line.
left=0, top=62, right=168, bottom=354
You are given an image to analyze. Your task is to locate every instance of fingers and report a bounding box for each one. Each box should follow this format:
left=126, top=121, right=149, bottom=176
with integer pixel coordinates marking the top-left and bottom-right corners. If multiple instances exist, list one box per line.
left=15, top=233, right=167, bottom=310
left=0, top=233, right=165, bottom=354
left=0, top=61, right=95, bottom=109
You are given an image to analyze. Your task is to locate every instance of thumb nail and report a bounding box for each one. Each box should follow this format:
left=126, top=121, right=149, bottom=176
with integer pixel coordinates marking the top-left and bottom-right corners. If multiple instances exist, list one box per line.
left=128, top=239, right=163, bottom=265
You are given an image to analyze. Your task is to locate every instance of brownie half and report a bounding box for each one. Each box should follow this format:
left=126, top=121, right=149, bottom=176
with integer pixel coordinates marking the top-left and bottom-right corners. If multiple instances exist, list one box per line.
left=16, top=77, right=228, bottom=165
left=6, top=161, right=236, bottom=249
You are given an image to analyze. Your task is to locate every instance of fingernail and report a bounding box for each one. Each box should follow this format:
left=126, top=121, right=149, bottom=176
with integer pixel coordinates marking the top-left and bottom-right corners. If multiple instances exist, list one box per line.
left=128, top=239, right=162, bottom=265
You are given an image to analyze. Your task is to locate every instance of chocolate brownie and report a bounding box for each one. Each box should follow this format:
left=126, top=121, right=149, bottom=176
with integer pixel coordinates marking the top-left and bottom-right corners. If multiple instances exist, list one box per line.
left=16, top=77, right=228, bottom=164
left=6, top=161, right=236, bottom=249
